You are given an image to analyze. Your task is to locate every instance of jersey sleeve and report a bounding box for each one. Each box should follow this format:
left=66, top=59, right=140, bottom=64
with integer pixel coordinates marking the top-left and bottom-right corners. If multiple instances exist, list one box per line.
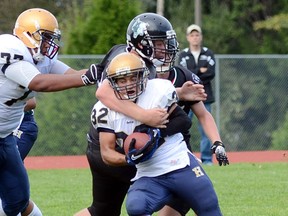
left=0, top=34, right=33, bottom=64
left=5, top=61, right=40, bottom=88
left=90, top=101, right=114, bottom=132
left=48, top=59, right=70, bottom=74
left=0, top=34, right=40, bottom=87
left=158, top=79, right=178, bottom=109
left=175, top=65, right=202, bottom=84
left=142, top=79, right=178, bottom=110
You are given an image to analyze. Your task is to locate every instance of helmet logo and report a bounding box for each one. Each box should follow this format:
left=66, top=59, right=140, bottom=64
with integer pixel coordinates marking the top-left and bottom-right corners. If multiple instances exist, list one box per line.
left=132, top=18, right=149, bottom=39
left=166, top=30, right=176, bottom=39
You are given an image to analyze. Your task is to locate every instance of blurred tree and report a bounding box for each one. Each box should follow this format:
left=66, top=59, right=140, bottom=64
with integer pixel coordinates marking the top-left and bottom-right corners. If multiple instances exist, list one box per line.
left=164, top=0, right=288, bottom=54
left=2, top=0, right=288, bottom=54
left=0, top=0, right=72, bottom=34
left=202, top=0, right=288, bottom=54
left=62, top=0, right=142, bottom=54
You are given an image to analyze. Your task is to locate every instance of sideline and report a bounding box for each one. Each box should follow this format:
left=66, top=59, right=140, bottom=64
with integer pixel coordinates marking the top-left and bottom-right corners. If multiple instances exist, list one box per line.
left=24, top=151, right=288, bottom=170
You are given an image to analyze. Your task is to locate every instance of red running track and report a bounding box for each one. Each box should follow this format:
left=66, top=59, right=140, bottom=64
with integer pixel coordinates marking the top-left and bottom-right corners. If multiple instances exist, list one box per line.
left=24, top=150, right=288, bottom=170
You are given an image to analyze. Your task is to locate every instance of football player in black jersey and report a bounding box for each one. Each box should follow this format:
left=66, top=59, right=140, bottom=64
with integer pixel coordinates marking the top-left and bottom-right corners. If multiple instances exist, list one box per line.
left=74, top=13, right=210, bottom=216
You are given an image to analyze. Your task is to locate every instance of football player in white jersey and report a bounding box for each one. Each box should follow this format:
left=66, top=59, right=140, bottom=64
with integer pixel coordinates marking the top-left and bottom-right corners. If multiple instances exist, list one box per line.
left=75, top=12, right=209, bottom=216
left=0, top=8, right=99, bottom=216
left=93, top=52, right=223, bottom=216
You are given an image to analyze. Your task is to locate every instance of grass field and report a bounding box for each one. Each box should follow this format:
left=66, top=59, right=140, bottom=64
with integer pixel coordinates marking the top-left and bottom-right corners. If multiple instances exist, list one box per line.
left=28, top=162, right=287, bottom=216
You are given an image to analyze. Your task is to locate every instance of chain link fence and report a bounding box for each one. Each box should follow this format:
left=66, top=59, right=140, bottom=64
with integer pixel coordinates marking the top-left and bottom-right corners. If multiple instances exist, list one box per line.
left=31, top=55, right=288, bottom=156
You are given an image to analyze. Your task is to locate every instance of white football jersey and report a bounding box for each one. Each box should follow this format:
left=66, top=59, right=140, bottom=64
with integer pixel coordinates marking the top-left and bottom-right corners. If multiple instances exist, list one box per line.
left=92, top=78, right=190, bottom=180
left=0, top=34, right=69, bottom=138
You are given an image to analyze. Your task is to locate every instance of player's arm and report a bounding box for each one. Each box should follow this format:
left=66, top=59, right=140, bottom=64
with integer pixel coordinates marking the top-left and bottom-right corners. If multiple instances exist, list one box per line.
left=64, top=68, right=87, bottom=74
left=175, top=81, right=207, bottom=101
left=191, top=101, right=229, bottom=166
left=99, top=131, right=127, bottom=166
left=24, top=97, right=36, bottom=111
left=96, top=80, right=169, bottom=128
left=5, top=61, right=97, bottom=91
left=160, top=103, right=191, bottom=137
left=28, top=73, right=87, bottom=91
left=191, top=101, right=221, bottom=143
left=51, top=60, right=104, bottom=85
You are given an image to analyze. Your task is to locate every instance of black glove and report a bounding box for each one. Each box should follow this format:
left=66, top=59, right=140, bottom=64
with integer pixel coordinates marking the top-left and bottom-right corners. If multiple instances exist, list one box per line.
left=211, top=141, right=229, bottom=166
left=81, top=64, right=104, bottom=85
left=126, top=128, right=161, bottom=165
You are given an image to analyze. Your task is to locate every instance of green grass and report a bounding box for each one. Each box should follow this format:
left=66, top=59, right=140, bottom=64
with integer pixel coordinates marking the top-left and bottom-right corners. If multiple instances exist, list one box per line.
left=28, top=163, right=288, bottom=216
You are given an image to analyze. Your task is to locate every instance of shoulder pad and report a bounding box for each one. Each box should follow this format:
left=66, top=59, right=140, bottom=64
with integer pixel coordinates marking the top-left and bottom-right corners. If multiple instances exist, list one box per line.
left=0, top=34, right=33, bottom=64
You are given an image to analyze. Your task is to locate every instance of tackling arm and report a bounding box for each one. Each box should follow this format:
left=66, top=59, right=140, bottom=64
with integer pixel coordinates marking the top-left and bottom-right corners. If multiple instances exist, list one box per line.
left=96, top=80, right=169, bottom=128
left=160, top=103, right=191, bottom=137
left=191, top=102, right=229, bottom=165
left=176, top=81, right=207, bottom=101
left=191, top=101, right=221, bottom=143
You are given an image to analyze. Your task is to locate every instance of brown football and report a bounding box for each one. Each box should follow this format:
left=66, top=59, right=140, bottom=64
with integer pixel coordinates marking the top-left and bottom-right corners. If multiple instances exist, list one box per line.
left=124, top=132, right=150, bottom=155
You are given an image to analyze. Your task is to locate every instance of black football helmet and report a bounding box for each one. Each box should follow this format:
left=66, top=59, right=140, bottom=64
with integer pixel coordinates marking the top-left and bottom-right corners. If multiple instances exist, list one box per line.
left=126, top=13, right=179, bottom=68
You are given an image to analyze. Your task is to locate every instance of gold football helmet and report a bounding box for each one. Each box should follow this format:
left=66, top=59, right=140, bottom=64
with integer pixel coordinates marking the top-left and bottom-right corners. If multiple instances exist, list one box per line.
left=13, top=8, right=61, bottom=61
left=107, top=53, right=149, bottom=100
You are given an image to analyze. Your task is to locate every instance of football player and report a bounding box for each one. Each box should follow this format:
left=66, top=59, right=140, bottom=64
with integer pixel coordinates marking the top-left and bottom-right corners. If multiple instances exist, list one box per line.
left=75, top=13, right=207, bottom=216
left=95, top=52, right=223, bottom=216
left=0, top=8, right=98, bottom=216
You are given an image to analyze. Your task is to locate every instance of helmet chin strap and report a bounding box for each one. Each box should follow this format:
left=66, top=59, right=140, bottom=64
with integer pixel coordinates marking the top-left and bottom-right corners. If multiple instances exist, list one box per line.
left=31, top=48, right=45, bottom=62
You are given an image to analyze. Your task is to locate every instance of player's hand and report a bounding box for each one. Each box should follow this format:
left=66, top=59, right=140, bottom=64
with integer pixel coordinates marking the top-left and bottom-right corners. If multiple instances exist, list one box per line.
left=126, top=128, right=161, bottom=164
left=81, top=64, right=104, bottom=85
left=211, top=141, right=229, bottom=166
left=178, top=81, right=207, bottom=101
left=142, top=108, right=169, bottom=128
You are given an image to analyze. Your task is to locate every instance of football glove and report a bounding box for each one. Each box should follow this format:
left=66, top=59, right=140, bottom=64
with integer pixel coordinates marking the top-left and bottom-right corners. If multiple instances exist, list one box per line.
left=81, top=64, right=104, bottom=85
left=211, top=141, right=229, bottom=166
left=126, top=128, right=161, bottom=165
